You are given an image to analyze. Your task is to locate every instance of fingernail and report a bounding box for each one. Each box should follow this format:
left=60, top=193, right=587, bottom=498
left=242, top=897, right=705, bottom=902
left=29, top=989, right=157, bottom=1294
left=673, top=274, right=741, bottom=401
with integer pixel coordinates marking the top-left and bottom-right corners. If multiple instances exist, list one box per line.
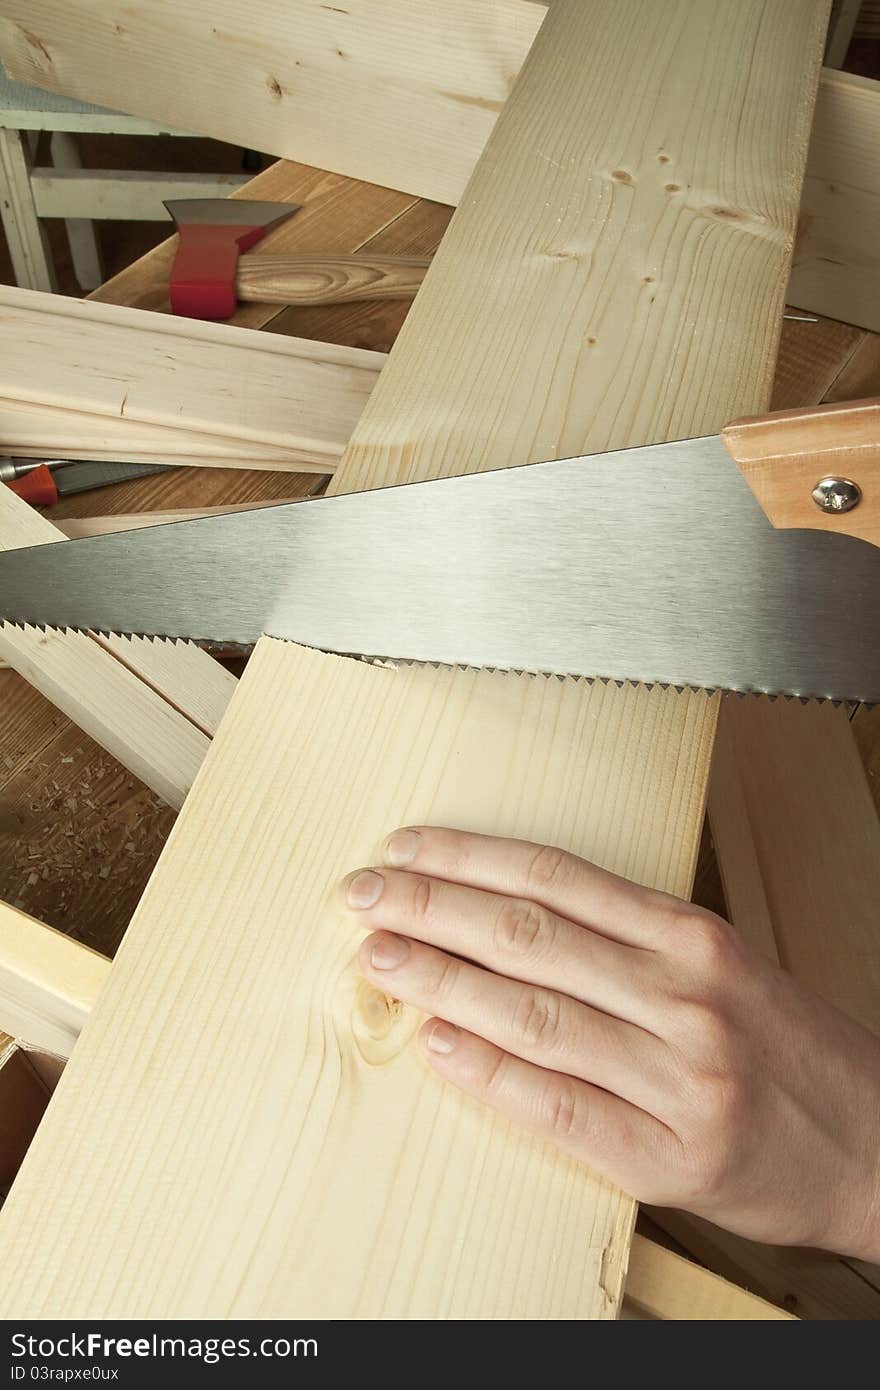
left=370, top=934, right=410, bottom=970
left=385, top=828, right=420, bottom=867
left=425, top=1021, right=459, bottom=1055
left=346, top=870, right=384, bottom=909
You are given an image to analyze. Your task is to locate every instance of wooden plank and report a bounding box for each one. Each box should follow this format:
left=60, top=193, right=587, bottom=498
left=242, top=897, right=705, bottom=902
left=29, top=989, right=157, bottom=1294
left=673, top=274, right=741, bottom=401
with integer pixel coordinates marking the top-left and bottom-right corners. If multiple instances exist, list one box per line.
left=0, top=899, right=108, bottom=1057
left=0, top=0, right=828, bottom=1320
left=789, top=69, right=880, bottom=331
left=625, top=1233, right=793, bottom=1320
left=0, top=286, right=383, bottom=468
left=0, top=0, right=547, bottom=207
left=0, top=487, right=211, bottom=808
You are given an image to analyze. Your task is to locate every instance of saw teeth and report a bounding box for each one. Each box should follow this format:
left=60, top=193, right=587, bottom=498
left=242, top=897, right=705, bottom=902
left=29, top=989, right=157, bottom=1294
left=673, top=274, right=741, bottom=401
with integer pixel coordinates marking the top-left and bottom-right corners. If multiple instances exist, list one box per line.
left=0, top=620, right=864, bottom=706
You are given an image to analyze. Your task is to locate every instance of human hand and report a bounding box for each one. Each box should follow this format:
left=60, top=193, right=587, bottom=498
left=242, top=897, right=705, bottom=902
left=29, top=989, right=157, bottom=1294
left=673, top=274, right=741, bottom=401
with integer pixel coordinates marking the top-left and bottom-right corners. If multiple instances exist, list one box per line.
left=342, top=827, right=880, bottom=1259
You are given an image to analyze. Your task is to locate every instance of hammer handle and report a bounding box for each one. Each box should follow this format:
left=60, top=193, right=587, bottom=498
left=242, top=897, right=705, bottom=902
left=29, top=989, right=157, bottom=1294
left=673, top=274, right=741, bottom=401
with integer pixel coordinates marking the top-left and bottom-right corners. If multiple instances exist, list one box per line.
left=235, top=254, right=430, bottom=306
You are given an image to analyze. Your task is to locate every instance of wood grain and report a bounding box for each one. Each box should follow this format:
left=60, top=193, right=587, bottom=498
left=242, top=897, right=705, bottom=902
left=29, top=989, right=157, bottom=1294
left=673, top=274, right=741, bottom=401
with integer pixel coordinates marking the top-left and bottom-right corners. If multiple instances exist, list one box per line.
left=235, top=253, right=430, bottom=305
left=0, top=0, right=828, bottom=1320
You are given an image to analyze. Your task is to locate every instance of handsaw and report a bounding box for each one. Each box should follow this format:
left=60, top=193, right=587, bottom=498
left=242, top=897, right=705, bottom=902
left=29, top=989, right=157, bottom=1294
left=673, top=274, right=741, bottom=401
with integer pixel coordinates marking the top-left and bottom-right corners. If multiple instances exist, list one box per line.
left=1, top=398, right=879, bottom=702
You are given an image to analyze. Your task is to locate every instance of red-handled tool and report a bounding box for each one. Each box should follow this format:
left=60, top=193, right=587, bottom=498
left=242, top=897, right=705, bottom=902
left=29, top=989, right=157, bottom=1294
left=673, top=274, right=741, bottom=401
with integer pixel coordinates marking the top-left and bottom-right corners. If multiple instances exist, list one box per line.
left=165, top=199, right=300, bottom=318
left=2, top=457, right=174, bottom=509
left=6, top=463, right=59, bottom=507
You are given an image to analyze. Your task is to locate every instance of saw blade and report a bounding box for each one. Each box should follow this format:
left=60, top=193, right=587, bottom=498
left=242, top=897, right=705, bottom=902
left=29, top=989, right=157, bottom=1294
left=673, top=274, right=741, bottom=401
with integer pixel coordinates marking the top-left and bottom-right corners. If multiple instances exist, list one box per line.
left=1, top=436, right=878, bottom=702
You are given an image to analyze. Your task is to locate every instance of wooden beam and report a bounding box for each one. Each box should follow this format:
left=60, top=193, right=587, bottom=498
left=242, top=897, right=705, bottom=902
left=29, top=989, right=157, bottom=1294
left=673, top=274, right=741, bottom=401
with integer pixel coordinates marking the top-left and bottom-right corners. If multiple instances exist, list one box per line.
left=0, top=900, right=108, bottom=1058
left=0, top=0, right=828, bottom=1320
left=789, top=69, right=880, bottom=332
left=0, top=286, right=383, bottom=470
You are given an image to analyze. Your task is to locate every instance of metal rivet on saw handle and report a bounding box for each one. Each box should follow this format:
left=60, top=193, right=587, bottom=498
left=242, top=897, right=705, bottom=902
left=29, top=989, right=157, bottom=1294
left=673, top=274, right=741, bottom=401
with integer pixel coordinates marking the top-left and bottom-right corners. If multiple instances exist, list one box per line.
left=811, top=476, right=862, bottom=515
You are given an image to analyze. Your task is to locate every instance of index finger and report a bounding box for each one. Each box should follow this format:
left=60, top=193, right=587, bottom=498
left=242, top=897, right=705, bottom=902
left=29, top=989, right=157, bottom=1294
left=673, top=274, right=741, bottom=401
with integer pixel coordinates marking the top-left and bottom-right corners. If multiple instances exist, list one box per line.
left=382, top=826, right=677, bottom=948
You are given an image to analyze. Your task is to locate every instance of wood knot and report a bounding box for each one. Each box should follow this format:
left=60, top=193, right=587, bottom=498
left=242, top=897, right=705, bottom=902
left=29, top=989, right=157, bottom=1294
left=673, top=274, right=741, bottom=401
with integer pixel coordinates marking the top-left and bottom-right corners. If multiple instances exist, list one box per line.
left=351, top=979, right=415, bottom=1064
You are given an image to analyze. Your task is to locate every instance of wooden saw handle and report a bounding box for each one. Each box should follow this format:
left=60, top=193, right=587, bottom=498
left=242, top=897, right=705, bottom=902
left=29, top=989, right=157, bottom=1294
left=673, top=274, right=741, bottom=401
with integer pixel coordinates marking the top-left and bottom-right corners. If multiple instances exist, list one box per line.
left=722, top=397, right=880, bottom=547
left=235, top=254, right=431, bottom=306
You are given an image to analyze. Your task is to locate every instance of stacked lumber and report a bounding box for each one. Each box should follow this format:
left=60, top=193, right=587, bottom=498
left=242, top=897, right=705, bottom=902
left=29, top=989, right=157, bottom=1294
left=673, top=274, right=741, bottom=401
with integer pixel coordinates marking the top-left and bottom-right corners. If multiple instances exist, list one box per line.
left=0, top=286, right=384, bottom=471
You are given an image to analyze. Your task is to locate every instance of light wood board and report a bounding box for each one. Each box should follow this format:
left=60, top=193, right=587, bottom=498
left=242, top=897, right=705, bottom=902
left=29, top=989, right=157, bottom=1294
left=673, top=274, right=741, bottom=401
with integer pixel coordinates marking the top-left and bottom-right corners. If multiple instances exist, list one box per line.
left=0, top=0, right=828, bottom=1319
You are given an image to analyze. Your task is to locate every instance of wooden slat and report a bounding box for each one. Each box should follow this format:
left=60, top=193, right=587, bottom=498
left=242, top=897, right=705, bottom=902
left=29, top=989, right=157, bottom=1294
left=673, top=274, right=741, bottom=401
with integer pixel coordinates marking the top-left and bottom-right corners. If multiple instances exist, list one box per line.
left=0, top=900, right=108, bottom=1058
left=789, top=69, right=880, bottom=331
left=0, top=0, right=828, bottom=1320
left=625, top=1233, right=793, bottom=1320
left=650, top=1206, right=880, bottom=1320
left=0, top=286, right=383, bottom=469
